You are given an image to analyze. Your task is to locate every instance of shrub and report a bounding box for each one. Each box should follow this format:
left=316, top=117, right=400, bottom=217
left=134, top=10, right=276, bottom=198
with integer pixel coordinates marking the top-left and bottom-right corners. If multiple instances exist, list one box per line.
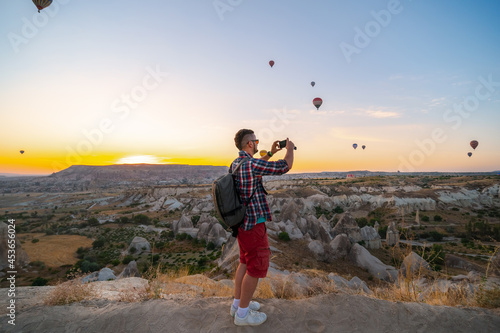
left=356, top=217, right=368, bottom=228
left=31, top=238, right=39, bottom=243
left=207, top=242, right=216, bottom=250
left=176, top=233, right=188, bottom=241
left=123, top=255, right=134, bottom=265
left=92, top=238, right=105, bottom=248
left=80, top=260, right=99, bottom=273
left=191, top=215, right=201, bottom=226
left=429, top=231, right=444, bottom=242
left=31, top=260, right=46, bottom=269
left=88, top=217, right=99, bottom=226
left=278, top=231, right=291, bottom=241
left=378, top=225, right=388, bottom=239
left=333, top=206, right=344, bottom=214
left=421, top=215, right=430, bottom=222
left=434, top=215, right=443, bottom=222
left=32, top=277, right=48, bottom=286
left=133, top=214, right=151, bottom=225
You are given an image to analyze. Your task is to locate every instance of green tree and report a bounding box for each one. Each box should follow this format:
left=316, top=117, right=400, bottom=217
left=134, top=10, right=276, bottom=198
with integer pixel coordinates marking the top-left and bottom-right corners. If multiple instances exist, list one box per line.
left=88, top=217, right=99, bottom=226
left=92, top=238, right=105, bottom=248
left=133, top=214, right=151, bottom=225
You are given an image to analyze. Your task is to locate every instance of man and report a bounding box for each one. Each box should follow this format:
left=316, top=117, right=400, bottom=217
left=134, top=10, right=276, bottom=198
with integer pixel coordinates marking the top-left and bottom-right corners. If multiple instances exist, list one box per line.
left=230, top=129, right=294, bottom=326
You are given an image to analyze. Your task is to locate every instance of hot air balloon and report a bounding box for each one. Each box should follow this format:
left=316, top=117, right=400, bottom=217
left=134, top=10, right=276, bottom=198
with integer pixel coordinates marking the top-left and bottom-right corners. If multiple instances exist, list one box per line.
left=313, top=97, right=323, bottom=110
left=470, top=140, right=478, bottom=150
left=311, top=81, right=315, bottom=87
left=269, top=60, right=274, bottom=68
left=259, top=150, right=267, bottom=157
left=353, top=143, right=358, bottom=149
left=33, top=0, right=52, bottom=13
left=362, top=145, right=366, bottom=150
left=467, top=152, right=472, bottom=157
left=20, top=150, right=25, bottom=154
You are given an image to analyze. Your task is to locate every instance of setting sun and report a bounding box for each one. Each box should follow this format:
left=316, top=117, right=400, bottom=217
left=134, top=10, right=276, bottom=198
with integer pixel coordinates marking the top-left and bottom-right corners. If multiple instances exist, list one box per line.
left=116, top=155, right=162, bottom=165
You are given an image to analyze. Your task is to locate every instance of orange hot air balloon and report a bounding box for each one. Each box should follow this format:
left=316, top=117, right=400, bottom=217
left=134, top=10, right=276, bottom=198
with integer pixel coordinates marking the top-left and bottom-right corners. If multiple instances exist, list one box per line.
left=259, top=150, right=267, bottom=157
left=269, top=60, right=275, bottom=68
left=313, top=97, right=323, bottom=110
left=33, top=0, right=53, bottom=13
left=467, top=152, right=472, bottom=157
left=470, top=140, right=478, bottom=150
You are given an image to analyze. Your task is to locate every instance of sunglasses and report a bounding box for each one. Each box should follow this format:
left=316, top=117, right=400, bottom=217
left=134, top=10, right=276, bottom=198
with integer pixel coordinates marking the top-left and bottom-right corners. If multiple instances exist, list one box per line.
left=249, top=139, right=259, bottom=145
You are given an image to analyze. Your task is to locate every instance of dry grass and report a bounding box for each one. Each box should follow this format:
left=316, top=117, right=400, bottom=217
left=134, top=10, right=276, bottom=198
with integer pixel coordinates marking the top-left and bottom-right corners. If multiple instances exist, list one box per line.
left=144, top=265, right=232, bottom=299
left=44, top=273, right=98, bottom=306
left=20, top=233, right=93, bottom=267
left=370, top=244, right=500, bottom=308
left=42, top=245, right=499, bottom=309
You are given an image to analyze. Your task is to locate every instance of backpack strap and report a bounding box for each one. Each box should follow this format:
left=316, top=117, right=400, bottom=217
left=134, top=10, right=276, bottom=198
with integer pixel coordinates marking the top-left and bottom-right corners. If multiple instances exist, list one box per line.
left=230, top=157, right=249, bottom=174
left=231, top=157, right=257, bottom=205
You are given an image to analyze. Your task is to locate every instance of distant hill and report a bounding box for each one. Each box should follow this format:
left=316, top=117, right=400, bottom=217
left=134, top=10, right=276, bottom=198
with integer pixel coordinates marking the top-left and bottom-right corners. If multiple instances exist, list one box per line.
left=0, top=164, right=228, bottom=193
left=50, top=164, right=227, bottom=182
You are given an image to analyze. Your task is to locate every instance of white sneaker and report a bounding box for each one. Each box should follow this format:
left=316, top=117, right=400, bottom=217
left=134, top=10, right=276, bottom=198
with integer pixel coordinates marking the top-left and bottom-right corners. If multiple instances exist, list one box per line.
left=234, top=309, right=267, bottom=326
left=230, top=301, right=261, bottom=317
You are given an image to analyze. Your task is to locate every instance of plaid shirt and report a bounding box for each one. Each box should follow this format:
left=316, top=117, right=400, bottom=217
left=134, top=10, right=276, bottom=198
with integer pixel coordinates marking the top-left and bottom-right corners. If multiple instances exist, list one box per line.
left=231, top=150, right=290, bottom=231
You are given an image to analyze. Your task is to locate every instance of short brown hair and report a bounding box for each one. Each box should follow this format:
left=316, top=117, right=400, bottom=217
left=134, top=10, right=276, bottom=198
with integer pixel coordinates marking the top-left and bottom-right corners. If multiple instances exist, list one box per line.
left=234, top=129, right=254, bottom=150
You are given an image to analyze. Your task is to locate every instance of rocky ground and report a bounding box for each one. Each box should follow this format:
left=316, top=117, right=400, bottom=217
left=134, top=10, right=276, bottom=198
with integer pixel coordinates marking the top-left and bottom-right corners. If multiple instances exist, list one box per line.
left=1, top=280, right=499, bottom=333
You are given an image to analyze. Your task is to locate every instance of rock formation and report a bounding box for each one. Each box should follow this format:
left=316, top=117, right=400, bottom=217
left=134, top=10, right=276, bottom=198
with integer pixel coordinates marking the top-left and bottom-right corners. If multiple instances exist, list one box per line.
left=348, top=243, right=398, bottom=281
left=126, top=237, right=151, bottom=255
left=386, top=222, right=399, bottom=246
left=0, top=222, right=30, bottom=270
left=399, top=252, right=431, bottom=278
left=331, top=213, right=362, bottom=243
left=360, top=226, right=381, bottom=249
left=117, top=260, right=141, bottom=279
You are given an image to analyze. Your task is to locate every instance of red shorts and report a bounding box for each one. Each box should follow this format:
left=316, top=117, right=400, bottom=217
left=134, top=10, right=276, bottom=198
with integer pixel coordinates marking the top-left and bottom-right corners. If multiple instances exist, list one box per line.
left=237, top=223, right=270, bottom=278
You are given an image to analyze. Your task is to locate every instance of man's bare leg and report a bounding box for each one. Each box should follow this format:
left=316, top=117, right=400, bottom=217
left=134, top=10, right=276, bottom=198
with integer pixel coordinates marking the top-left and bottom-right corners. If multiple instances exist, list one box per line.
left=234, top=263, right=247, bottom=300
left=239, top=274, right=259, bottom=308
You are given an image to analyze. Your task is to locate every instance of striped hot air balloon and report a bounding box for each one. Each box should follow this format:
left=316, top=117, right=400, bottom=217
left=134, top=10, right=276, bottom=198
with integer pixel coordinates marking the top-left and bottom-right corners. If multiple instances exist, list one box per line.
left=470, top=140, right=478, bottom=150
left=32, top=0, right=53, bottom=13
left=313, top=97, right=322, bottom=110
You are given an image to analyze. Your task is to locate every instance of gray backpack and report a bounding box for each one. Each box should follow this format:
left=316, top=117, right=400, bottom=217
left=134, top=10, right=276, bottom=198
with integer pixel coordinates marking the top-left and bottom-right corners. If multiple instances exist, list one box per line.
left=212, top=157, right=256, bottom=232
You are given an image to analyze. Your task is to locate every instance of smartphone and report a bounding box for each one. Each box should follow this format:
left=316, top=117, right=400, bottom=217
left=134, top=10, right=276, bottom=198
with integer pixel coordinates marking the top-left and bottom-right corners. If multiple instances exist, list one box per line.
left=278, top=139, right=297, bottom=150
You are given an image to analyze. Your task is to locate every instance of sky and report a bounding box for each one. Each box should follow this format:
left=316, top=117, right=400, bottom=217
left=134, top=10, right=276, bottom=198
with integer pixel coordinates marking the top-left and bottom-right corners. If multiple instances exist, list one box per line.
left=1, top=0, right=499, bottom=175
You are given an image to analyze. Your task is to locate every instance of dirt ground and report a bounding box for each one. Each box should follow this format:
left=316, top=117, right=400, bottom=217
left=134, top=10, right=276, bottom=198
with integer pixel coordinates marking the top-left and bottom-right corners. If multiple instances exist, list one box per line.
left=19, top=233, right=93, bottom=267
